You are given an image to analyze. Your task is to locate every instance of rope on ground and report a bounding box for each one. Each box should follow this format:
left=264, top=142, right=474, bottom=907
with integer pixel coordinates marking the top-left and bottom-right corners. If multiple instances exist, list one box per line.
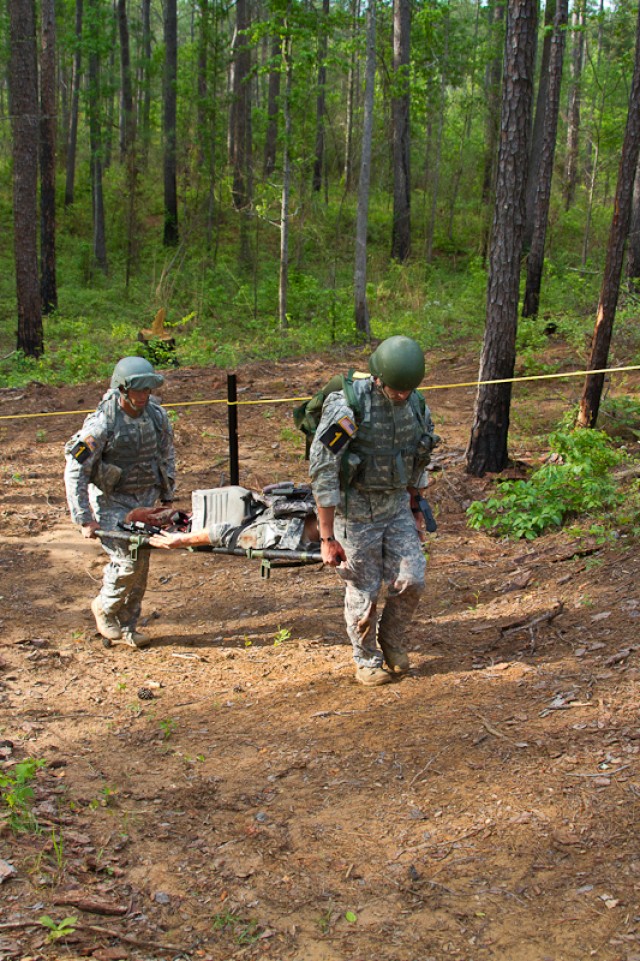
left=0, top=364, right=639, bottom=422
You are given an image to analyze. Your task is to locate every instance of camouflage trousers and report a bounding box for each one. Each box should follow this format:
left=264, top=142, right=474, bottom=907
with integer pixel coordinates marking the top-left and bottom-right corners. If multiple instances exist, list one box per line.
left=334, top=506, right=426, bottom=668
left=91, top=489, right=158, bottom=630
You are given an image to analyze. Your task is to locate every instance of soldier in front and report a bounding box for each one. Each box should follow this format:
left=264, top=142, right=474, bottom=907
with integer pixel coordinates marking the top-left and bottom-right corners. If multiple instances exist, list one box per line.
left=309, top=336, right=439, bottom=686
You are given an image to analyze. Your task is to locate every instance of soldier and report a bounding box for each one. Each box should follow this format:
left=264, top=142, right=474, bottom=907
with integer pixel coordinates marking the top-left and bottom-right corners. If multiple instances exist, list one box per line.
left=309, top=336, right=439, bottom=686
left=64, top=357, right=176, bottom=649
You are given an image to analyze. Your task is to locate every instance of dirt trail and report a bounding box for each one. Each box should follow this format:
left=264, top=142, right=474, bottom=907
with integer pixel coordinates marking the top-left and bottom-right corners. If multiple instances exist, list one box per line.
left=2, top=350, right=640, bottom=961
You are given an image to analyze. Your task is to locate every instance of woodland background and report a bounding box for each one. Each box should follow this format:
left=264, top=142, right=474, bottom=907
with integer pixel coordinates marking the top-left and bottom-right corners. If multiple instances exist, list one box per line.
left=2, top=0, right=640, bottom=470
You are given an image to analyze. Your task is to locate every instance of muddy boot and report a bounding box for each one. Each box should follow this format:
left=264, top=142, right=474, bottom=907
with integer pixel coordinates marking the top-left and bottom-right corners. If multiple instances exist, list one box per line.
left=118, top=628, right=151, bottom=650
left=91, top=597, right=121, bottom=642
left=379, top=642, right=410, bottom=675
left=355, top=665, right=391, bottom=687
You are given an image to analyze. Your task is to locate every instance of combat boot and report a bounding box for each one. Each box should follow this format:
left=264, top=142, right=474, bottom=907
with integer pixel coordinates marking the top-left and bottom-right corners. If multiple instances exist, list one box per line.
left=119, top=628, right=151, bottom=650
left=355, top=665, right=391, bottom=687
left=380, top=642, right=410, bottom=675
left=91, top=597, right=122, bottom=641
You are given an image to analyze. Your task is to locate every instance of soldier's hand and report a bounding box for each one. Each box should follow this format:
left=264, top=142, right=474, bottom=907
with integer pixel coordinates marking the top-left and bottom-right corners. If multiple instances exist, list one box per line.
left=321, top=537, right=347, bottom=567
left=413, top=510, right=428, bottom=544
left=81, top=521, right=100, bottom=539
left=149, top=531, right=182, bottom=549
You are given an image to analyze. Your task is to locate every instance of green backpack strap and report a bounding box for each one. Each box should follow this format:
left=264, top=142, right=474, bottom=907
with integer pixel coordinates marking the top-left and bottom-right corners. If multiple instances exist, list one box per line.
left=409, top=388, right=426, bottom=427
left=293, top=369, right=363, bottom=458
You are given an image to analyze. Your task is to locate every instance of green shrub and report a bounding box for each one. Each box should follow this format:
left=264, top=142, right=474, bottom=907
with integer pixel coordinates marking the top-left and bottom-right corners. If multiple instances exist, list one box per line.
left=467, top=428, right=628, bottom=540
left=0, top=757, right=46, bottom=832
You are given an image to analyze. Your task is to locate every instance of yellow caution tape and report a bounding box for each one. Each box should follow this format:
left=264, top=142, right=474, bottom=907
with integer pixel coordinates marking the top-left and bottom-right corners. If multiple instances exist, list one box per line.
left=0, top=364, right=639, bottom=422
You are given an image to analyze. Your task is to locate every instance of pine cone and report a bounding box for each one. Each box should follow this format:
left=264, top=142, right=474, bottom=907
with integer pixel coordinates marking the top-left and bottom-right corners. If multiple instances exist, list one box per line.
left=137, top=687, right=155, bottom=701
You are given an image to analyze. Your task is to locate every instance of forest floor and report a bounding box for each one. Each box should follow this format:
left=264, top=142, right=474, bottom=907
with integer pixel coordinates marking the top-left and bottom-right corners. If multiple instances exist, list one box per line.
left=2, top=344, right=640, bottom=961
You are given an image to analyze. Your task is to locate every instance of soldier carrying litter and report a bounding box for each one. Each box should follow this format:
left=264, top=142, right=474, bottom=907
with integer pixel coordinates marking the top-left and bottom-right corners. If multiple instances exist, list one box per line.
left=64, top=357, right=176, bottom=650
left=309, top=336, right=440, bottom=686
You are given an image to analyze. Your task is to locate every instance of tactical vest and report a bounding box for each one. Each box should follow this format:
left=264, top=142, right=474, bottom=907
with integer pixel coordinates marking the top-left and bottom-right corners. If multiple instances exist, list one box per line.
left=345, top=379, right=425, bottom=492
left=95, top=390, right=165, bottom=494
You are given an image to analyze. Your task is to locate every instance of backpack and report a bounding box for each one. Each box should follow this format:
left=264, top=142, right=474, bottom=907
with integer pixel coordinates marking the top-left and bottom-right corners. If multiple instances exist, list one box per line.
left=293, top=370, right=365, bottom=458
left=293, top=370, right=427, bottom=458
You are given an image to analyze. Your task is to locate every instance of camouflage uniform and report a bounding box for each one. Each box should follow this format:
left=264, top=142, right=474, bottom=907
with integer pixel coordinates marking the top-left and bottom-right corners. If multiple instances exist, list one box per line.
left=64, top=389, right=175, bottom=632
left=205, top=489, right=316, bottom=551
left=309, top=377, right=437, bottom=669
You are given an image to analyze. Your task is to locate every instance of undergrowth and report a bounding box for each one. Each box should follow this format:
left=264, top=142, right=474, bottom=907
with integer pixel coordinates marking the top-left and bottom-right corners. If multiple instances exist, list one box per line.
left=466, top=427, right=634, bottom=540
left=0, top=757, right=46, bottom=833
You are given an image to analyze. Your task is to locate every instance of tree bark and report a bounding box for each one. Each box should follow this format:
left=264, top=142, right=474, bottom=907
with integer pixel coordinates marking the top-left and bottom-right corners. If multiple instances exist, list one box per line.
left=263, top=32, right=282, bottom=177
left=354, top=0, right=375, bottom=337
left=426, top=12, right=448, bottom=265
left=40, top=0, right=58, bottom=314
left=139, top=0, right=152, bottom=168
left=279, top=25, right=293, bottom=329
left=312, top=0, right=330, bottom=195
left=117, top=0, right=135, bottom=162
left=626, top=156, right=640, bottom=290
left=578, top=1, right=640, bottom=429
left=196, top=0, right=209, bottom=167
left=88, top=0, right=108, bottom=272
left=522, top=0, right=554, bottom=252
left=343, top=0, right=360, bottom=192
left=466, top=0, right=538, bottom=476
left=563, top=0, right=584, bottom=210
left=230, top=0, right=252, bottom=267
left=390, top=0, right=411, bottom=261
left=8, top=0, right=43, bottom=357
left=522, top=0, right=568, bottom=319
left=64, top=0, right=83, bottom=207
left=480, top=0, right=504, bottom=265
left=163, top=0, right=179, bottom=246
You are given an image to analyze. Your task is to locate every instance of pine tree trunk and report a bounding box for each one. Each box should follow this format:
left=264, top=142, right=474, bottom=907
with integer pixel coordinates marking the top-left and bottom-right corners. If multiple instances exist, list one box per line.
left=40, top=0, right=58, bottom=314
left=448, top=0, right=480, bottom=243
left=102, top=9, right=116, bottom=170
left=139, top=0, right=152, bottom=168
left=163, top=0, right=179, bottom=246
left=343, top=0, right=360, bottom=192
left=312, top=0, right=329, bottom=194
left=522, top=0, right=568, bottom=319
left=626, top=157, right=640, bottom=290
left=563, top=0, right=584, bottom=210
left=480, top=0, right=504, bottom=265
left=263, top=32, right=282, bottom=177
left=9, top=0, right=43, bottom=357
left=230, top=0, right=252, bottom=267
left=64, top=0, right=83, bottom=207
left=578, top=2, right=640, bottom=429
left=466, top=0, right=538, bottom=477
left=390, top=0, right=411, bottom=261
left=523, top=0, right=554, bottom=252
left=88, top=0, right=108, bottom=273
left=196, top=0, right=209, bottom=168
left=354, top=0, right=375, bottom=337
left=117, top=0, right=135, bottom=161
left=279, top=28, right=293, bottom=329
left=426, top=14, right=448, bottom=265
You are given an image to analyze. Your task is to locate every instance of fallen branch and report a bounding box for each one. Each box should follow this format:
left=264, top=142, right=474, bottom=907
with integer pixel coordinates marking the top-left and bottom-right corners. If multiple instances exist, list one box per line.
left=500, top=600, right=564, bottom=636
left=475, top=714, right=514, bottom=742
left=52, top=895, right=128, bottom=916
left=0, top=919, right=182, bottom=953
left=76, top=922, right=184, bottom=951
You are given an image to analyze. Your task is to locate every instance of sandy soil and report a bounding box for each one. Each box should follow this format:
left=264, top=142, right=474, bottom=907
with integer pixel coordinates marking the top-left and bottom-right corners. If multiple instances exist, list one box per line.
left=2, top=347, right=640, bottom=961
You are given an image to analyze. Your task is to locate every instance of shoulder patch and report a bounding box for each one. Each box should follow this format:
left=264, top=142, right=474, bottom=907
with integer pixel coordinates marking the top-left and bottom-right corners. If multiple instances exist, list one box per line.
left=318, top=415, right=357, bottom=454
left=69, top=435, right=97, bottom=464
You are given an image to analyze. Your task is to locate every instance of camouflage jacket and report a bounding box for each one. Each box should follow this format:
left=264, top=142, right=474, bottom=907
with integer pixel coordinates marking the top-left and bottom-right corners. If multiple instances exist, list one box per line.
left=309, top=377, right=438, bottom=523
left=64, top=389, right=175, bottom=526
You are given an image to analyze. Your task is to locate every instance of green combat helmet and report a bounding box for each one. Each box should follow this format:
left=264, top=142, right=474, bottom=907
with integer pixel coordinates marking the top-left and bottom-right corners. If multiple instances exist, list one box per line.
left=369, top=336, right=425, bottom=391
left=110, top=356, right=165, bottom=392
